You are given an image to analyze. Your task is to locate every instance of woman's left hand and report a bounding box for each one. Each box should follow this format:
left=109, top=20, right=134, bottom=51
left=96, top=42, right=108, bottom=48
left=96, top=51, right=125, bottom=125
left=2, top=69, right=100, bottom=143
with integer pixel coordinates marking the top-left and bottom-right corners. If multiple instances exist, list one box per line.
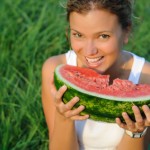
left=116, top=105, right=150, bottom=132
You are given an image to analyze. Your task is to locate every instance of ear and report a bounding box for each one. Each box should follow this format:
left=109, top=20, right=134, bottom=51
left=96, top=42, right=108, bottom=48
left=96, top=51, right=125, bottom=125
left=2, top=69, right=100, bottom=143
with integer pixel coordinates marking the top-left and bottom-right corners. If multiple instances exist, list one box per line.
left=123, top=34, right=129, bottom=44
left=123, top=26, right=131, bottom=44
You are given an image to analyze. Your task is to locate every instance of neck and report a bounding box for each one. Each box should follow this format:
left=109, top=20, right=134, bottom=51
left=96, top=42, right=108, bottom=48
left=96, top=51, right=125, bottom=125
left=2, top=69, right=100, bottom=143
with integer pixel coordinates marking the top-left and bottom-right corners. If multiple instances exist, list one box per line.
left=104, top=51, right=133, bottom=83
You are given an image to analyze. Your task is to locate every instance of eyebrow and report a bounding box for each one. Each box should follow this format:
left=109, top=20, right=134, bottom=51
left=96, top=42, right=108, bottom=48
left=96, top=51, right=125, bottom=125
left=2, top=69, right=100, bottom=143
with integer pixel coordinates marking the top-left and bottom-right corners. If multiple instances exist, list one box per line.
left=70, top=28, right=112, bottom=35
left=70, top=29, right=81, bottom=33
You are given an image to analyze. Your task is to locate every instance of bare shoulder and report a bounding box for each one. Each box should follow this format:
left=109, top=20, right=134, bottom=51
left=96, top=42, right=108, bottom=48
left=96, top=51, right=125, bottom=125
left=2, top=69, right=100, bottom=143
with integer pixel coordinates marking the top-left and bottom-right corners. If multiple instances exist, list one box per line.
left=143, top=60, right=150, bottom=72
left=140, top=60, right=150, bottom=84
left=42, top=54, right=66, bottom=75
left=42, top=54, right=66, bottom=70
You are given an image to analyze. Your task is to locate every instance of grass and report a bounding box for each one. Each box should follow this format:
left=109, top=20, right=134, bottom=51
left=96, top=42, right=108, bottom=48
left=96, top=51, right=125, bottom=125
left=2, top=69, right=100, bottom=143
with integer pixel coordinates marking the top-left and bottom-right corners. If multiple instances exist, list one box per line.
left=0, top=0, right=150, bottom=149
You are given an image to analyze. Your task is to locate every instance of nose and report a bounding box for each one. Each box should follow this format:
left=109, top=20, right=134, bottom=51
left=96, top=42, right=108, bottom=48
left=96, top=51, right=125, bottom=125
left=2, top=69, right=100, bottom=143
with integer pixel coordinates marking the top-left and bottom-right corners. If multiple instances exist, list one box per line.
left=84, top=40, right=98, bottom=56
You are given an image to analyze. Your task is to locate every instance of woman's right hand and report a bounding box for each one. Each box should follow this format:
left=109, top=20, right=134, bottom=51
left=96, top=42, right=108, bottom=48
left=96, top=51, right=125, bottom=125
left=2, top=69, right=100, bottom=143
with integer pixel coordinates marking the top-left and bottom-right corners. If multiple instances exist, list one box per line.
left=54, top=85, right=89, bottom=120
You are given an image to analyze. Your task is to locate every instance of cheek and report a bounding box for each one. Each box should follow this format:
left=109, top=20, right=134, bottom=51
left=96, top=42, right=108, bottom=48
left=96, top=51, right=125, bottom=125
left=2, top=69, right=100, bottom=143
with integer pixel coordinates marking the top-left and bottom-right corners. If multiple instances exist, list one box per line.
left=70, top=39, right=82, bottom=52
left=106, top=38, right=123, bottom=53
left=97, top=40, right=119, bottom=54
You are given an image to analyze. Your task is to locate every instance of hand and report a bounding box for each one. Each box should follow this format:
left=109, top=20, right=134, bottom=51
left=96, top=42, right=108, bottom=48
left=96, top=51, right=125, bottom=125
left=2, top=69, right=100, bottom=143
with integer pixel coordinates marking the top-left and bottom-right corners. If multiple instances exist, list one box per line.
left=54, top=85, right=89, bottom=120
left=116, top=105, right=150, bottom=132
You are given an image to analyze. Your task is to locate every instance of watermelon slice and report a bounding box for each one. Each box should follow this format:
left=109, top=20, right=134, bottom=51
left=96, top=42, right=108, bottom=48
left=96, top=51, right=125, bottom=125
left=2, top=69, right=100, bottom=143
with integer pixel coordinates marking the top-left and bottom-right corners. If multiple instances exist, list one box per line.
left=54, top=64, right=150, bottom=123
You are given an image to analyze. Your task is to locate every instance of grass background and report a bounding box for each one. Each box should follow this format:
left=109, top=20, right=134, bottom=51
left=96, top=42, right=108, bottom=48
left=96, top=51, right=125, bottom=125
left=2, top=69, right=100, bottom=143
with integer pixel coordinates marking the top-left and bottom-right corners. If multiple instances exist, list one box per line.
left=0, top=0, right=150, bottom=150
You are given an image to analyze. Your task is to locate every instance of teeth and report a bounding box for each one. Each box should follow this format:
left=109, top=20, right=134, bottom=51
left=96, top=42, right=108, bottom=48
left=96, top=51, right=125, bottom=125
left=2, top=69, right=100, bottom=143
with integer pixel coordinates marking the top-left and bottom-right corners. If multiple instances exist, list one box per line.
left=86, top=57, right=102, bottom=63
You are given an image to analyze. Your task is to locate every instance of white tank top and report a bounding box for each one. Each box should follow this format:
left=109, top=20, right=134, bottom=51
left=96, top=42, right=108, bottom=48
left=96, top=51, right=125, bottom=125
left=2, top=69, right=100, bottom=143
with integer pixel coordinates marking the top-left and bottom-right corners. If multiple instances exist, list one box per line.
left=65, top=50, right=145, bottom=150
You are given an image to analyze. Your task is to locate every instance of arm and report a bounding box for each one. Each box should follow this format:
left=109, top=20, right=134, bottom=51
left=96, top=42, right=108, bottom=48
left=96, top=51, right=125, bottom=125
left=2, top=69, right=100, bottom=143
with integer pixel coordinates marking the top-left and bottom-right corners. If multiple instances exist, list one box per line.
left=42, top=57, right=78, bottom=150
left=116, top=106, right=144, bottom=150
left=117, top=134, right=144, bottom=150
left=117, top=61, right=150, bottom=150
left=50, top=109, right=79, bottom=150
left=41, top=57, right=88, bottom=150
left=49, top=85, right=80, bottom=150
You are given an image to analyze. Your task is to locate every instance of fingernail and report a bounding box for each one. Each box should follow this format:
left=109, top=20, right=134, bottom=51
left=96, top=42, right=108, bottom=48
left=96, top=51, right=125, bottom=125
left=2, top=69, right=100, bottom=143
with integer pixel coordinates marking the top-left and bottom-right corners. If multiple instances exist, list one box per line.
left=132, top=105, right=137, bottom=108
left=75, top=96, right=79, bottom=101
left=86, top=114, right=89, bottom=118
left=62, top=85, right=67, bottom=90
left=80, top=105, right=85, bottom=110
left=143, top=105, right=149, bottom=110
left=122, top=112, right=127, bottom=116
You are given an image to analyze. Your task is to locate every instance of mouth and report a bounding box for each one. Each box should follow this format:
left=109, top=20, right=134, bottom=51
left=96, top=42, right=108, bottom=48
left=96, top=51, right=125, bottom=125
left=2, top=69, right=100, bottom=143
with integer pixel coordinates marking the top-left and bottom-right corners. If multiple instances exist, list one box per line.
left=85, top=56, right=104, bottom=67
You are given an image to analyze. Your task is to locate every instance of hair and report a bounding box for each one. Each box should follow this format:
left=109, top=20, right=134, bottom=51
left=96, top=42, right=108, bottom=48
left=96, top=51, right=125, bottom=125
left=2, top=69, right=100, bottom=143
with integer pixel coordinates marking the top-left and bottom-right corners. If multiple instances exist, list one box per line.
left=66, top=0, right=133, bottom=30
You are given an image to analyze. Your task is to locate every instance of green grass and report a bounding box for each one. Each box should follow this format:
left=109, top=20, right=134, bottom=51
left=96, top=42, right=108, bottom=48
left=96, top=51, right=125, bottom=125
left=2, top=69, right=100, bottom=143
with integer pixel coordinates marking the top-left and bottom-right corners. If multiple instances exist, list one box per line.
left=0, top=0, right=150, bottom=149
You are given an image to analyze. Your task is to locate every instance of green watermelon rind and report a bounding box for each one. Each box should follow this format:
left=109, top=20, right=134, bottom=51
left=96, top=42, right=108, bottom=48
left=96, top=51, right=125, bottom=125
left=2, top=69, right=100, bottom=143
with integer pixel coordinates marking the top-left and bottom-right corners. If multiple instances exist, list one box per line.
left=54, top=64, right=150, bottom=123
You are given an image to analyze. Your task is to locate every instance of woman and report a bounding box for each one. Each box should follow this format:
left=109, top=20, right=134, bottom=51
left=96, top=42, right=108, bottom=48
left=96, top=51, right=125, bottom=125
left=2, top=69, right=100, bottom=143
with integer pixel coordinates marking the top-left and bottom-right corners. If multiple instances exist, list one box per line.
left=42, top=0, right=150, bottom=149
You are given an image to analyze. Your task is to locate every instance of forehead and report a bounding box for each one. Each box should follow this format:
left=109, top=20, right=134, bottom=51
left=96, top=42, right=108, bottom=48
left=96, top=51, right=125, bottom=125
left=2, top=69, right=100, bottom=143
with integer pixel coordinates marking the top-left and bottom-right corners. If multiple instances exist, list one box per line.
left=69, top=9, right=121, bottom=33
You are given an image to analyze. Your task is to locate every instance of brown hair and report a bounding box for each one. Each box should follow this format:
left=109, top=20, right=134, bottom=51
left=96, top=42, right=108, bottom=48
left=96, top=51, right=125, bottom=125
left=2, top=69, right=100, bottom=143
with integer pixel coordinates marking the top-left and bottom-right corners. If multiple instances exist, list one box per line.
left=66, top=0, right=133, bottom=30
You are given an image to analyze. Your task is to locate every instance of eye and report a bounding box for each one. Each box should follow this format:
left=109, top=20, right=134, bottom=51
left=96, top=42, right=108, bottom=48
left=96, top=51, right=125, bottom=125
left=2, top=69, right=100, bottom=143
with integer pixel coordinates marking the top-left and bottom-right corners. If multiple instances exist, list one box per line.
left=99, top=34, right=110, bottom=39
left=72, top=32, right=82, bottom=38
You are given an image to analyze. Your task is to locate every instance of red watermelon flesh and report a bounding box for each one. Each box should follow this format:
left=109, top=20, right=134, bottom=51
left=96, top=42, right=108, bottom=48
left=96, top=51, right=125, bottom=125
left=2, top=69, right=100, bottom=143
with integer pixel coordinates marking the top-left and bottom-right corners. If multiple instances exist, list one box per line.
left=60, top=65, right=150, bottom=98
left=55, top=64, right=150, bottom=122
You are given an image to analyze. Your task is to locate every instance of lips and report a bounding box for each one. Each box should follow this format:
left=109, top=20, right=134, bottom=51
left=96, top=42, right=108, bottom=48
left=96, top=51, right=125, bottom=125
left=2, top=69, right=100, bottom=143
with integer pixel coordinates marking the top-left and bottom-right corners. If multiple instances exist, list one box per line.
left=85, top=56, right=104, bottom=67
left=86, top=56, right=103, bottom=62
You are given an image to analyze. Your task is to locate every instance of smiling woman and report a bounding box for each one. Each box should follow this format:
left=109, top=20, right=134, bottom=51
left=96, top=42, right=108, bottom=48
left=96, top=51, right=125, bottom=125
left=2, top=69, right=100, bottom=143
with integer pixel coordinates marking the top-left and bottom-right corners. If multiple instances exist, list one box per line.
left=41, top=0, right=150, bottom=150
left=1, top=0, right=150, bottom=149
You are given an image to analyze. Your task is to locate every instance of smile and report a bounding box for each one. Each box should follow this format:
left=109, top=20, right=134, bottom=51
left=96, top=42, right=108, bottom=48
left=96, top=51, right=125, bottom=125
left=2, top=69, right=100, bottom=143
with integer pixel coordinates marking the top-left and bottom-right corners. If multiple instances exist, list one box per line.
left=86, top=56, right=104, bottom=63
left=85, top=56, right=104, bottom=67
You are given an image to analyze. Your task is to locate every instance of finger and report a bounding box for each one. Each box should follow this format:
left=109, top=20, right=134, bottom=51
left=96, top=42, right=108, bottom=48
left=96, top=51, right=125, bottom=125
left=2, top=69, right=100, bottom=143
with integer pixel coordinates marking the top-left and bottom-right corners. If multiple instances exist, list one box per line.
left=132, top=105, right=144, bottom=131
left=57, top=96, right=79, bottom=114
left=115, top=117, right=127, bottom=129
left=71, top=114, right=89, bottom=120
left=55, top=85, right=67, bottom=103
left=142, top=105, right=150, bottom=126
left=65, top=96, right=80, bottom=110
left=64, top=105, right=85, bottom=118
left=122, top=112, right=136, bottom=131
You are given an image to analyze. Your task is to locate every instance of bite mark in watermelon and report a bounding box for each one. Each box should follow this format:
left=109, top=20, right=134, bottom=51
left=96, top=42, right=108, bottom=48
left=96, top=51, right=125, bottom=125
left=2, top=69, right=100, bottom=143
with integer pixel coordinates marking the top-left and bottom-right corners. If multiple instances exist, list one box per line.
left=54, top=64, right=150, bottom=123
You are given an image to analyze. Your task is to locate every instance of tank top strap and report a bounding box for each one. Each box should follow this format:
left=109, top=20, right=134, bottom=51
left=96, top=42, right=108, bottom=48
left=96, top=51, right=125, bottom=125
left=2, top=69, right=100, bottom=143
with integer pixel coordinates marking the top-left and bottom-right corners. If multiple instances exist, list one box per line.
left=128, top=53, right=145, bottom=84
left=65, top=50, right=77, bottom=66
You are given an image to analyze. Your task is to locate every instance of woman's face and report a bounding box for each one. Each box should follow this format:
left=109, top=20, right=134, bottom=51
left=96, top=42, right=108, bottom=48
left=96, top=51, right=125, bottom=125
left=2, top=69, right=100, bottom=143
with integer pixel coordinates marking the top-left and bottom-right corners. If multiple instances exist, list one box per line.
left=69, top=9, right=129, bottom=74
